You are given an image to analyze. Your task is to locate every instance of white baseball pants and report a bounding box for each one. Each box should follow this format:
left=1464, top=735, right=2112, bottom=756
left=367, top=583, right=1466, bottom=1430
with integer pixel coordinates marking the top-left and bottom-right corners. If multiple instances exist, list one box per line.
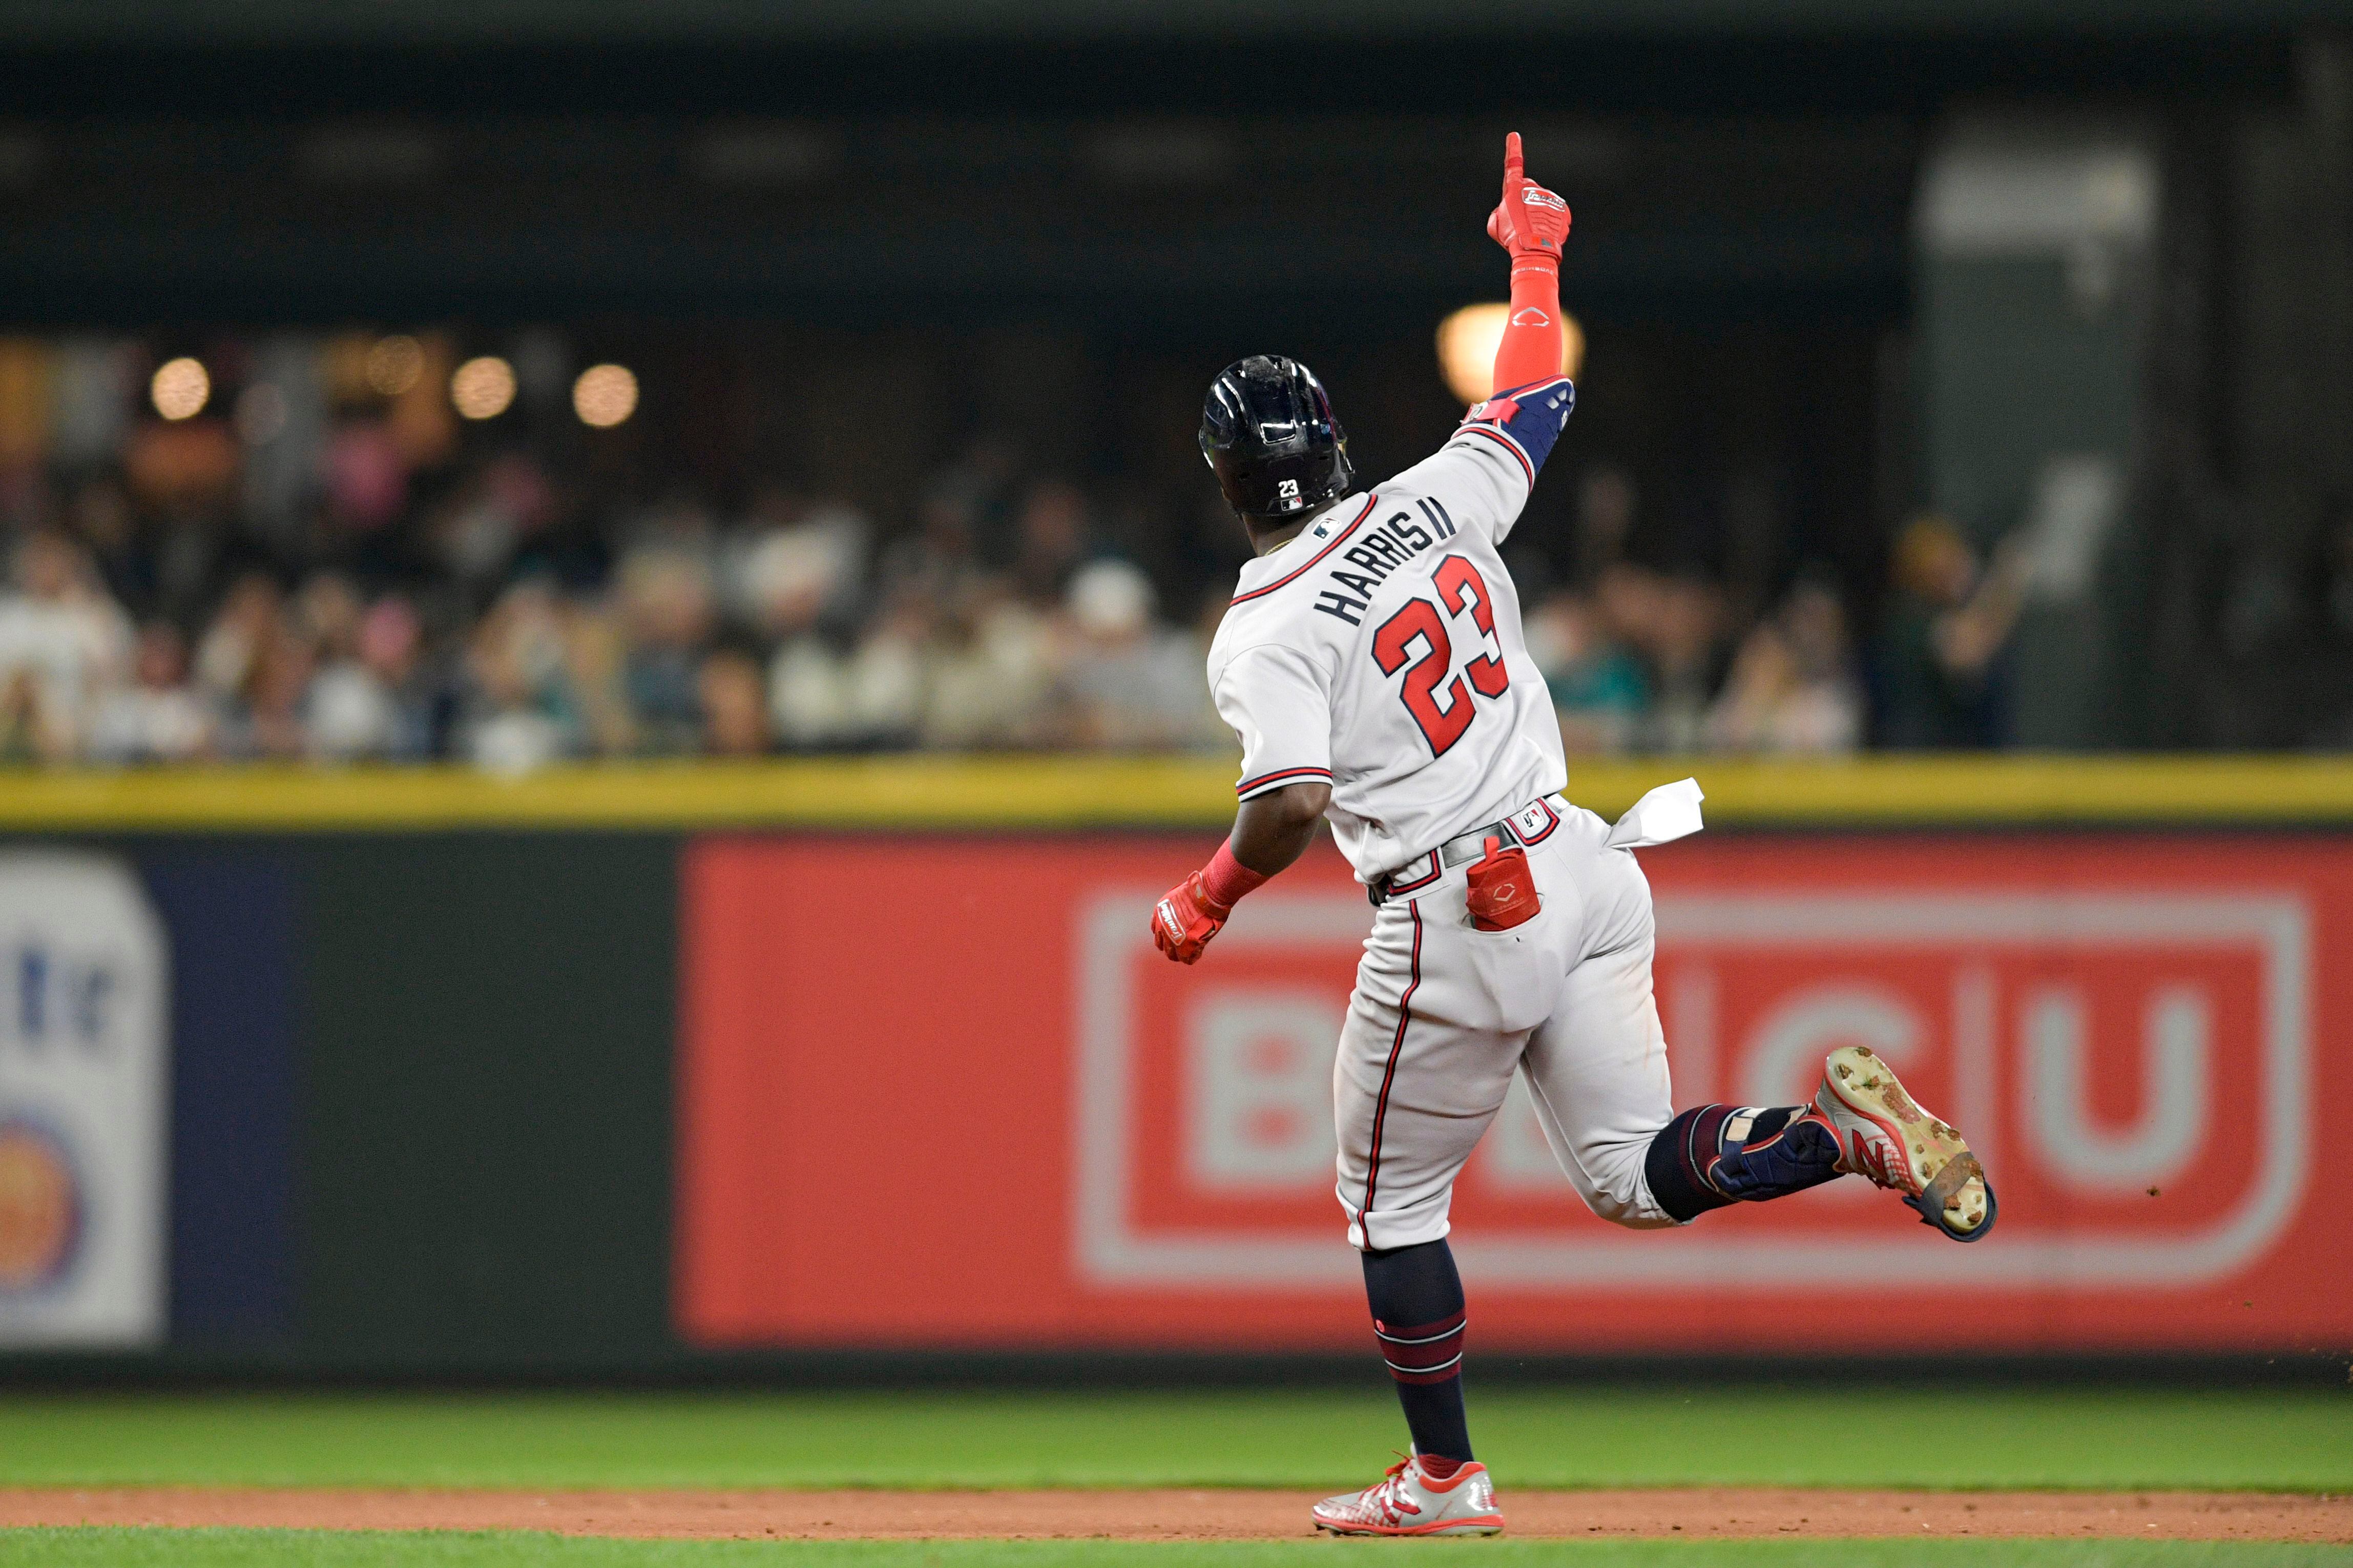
left=1335, top=799, right=1680, bottom=1250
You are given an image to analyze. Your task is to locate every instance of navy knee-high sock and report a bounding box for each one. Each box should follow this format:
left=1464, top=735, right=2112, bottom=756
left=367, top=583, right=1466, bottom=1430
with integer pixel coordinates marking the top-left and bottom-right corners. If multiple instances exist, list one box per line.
left=1361, top=1240, right=1472, bottom=1463
left=1643, top=1104, right=1843, bottom=1222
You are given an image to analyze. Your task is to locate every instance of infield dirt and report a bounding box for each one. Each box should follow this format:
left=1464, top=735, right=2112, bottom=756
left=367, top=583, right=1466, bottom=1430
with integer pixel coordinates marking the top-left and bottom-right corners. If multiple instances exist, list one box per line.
left=0, top=1488, right=2345, bottom=1543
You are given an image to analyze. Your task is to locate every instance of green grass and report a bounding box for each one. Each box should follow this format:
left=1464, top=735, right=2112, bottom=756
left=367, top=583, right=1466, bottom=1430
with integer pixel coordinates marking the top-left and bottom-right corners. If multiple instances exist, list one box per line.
left=0, top=1389, right=2345, bottom=1491
left=0, top=1532, right=2346, bottom=1568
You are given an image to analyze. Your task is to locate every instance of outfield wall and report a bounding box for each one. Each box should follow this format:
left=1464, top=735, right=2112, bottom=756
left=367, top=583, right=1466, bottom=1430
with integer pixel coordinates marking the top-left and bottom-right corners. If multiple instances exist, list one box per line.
left=0, top=757, right=2347, bottom=1371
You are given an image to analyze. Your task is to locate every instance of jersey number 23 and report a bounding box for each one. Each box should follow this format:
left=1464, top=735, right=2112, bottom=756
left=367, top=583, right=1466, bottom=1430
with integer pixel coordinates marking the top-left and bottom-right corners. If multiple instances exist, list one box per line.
left=1370, top=554, right=1510, bottom=758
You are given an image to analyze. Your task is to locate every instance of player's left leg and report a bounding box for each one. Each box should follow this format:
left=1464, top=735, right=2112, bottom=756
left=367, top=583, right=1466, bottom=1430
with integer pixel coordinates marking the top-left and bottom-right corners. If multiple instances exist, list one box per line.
left=1641, top=1056, right=1993, bottom=1239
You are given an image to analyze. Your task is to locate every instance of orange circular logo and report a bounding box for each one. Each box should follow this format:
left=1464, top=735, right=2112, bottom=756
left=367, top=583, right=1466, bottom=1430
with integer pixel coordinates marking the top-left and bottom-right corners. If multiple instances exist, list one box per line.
left=0, top=1121, right=80, bottom=1293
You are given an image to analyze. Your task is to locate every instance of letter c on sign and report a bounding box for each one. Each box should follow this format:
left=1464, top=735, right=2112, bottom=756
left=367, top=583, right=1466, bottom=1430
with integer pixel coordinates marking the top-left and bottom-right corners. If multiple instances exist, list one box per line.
left=1740, top=985, right=1922, bottom=1108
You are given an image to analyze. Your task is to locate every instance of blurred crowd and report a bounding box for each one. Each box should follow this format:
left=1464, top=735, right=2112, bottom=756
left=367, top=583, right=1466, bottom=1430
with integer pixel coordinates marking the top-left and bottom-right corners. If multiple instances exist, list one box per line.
left=0, top=332, right=2023, bottom=769
left=1523, top=500, right=2025, bottom=757
left=0, top=471, right=1235, bottom=769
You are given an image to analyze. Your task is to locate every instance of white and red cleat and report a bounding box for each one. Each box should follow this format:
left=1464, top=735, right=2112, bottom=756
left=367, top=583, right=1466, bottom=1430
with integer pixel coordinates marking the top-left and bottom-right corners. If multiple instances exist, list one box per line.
left=1813, top=1044, right=1996, bottom=1242
left=1311, top=1454, right=1505, bottom=1537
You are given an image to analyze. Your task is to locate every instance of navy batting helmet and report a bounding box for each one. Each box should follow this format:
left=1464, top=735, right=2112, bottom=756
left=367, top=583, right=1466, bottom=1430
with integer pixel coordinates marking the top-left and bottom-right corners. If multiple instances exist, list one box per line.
left=1199, top=356, right=1355, bottom=524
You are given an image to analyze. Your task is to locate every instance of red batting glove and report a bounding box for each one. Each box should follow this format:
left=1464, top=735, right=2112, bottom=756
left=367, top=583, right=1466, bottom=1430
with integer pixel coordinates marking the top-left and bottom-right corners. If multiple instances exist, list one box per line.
left=1486, top=132, right=1571, bottom=270
left=1152, top=871, right=1232, bottom=965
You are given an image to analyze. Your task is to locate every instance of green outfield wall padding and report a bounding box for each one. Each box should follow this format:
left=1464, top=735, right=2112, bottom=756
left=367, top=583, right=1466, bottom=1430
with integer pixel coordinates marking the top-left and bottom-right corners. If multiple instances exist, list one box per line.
left=297, top=834, right=679, bottom=1368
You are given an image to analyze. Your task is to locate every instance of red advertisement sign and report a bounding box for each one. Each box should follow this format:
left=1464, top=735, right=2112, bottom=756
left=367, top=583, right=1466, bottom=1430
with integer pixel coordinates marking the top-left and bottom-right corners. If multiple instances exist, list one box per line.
left=675, top=833, right=2352, bottom=1353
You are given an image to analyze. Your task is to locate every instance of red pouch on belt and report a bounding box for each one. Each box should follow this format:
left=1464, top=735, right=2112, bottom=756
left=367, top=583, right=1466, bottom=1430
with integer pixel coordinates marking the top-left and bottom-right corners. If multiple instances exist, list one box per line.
left=1465, top=835, right=1541, bottom=931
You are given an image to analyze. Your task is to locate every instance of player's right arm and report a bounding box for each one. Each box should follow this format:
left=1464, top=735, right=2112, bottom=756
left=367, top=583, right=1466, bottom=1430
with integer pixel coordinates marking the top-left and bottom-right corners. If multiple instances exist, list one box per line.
left=1385, top=379, right=1574, bottom=549
left=1486, top=131, right=1571, bottom=394
left=1151, top=643, right=1334, bottom=965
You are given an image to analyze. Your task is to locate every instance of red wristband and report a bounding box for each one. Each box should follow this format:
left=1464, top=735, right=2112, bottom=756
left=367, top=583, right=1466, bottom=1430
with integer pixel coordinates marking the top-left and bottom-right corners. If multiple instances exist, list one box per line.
left=1198, top=839, right=1268, bottom=912
left=1492, top=257, right=1565, bottom=394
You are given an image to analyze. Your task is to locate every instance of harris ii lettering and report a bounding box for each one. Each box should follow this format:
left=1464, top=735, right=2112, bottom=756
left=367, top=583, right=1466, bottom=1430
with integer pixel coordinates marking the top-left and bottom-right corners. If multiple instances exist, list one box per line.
left=1314, top=501, right=1460, bottom=625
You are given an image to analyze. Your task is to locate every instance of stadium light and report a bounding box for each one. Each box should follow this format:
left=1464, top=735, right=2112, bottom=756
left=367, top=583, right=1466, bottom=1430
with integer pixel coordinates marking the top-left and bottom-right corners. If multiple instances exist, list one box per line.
left=1436, top=303, right=1585, bottom=407
left=366, top=335, right=425, bottom=396
left=573, top=364, right=638, bottom=428
left=150, top=357, right=210, bottom=421
left=451, top=356, right=517, bottom=420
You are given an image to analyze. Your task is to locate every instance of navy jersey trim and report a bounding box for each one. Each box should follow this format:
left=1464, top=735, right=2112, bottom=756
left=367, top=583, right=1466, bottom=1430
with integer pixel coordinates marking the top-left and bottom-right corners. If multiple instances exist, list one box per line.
left=1381, top=853, right=1444, bottom=896
left=1227, top=495, right=1381, bottom=607
left=1457, top=424, right=1535, bottom=489
left=1236, top=765, right=1334, bottom=799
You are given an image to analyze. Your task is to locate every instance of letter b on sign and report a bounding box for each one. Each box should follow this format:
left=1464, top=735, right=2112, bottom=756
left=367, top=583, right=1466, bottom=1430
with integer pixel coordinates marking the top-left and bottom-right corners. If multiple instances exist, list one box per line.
left=1186, top=990, right=1339, bottom=1190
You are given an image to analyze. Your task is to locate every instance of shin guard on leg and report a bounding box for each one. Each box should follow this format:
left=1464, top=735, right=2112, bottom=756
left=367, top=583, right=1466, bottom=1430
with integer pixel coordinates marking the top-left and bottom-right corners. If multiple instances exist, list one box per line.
left=1643, top=1105, right=1842, bottom=1222
left=1361, top=1240, right=1472, bottom=1465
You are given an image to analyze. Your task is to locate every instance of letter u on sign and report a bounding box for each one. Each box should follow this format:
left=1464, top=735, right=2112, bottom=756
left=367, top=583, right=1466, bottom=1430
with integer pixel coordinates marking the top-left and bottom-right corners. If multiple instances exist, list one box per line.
left=2024, top=984, right=2209, bottom=1191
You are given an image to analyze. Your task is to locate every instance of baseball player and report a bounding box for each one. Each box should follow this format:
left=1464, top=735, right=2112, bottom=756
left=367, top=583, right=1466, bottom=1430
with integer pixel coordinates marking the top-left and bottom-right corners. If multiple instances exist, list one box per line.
left=1153, top=134, right=1995, bottom=1537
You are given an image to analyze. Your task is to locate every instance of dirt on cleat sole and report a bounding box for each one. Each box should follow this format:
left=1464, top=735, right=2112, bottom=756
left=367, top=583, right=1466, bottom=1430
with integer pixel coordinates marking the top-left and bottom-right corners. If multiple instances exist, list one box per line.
left=1823, top=1045, right=1995, bottom=1242
left=1908, top=1151, right=1997, bottom=1242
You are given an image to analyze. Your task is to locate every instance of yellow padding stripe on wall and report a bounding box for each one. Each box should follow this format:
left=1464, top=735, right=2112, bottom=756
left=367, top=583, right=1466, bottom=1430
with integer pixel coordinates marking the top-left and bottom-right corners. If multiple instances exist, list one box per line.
left=0, top=755, right=2349, bottom=831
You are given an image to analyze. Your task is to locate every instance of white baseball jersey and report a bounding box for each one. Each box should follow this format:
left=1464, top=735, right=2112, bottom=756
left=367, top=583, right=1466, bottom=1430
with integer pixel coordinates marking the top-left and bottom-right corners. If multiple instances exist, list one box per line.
left=1206, top=375, right=1577, bottom=883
